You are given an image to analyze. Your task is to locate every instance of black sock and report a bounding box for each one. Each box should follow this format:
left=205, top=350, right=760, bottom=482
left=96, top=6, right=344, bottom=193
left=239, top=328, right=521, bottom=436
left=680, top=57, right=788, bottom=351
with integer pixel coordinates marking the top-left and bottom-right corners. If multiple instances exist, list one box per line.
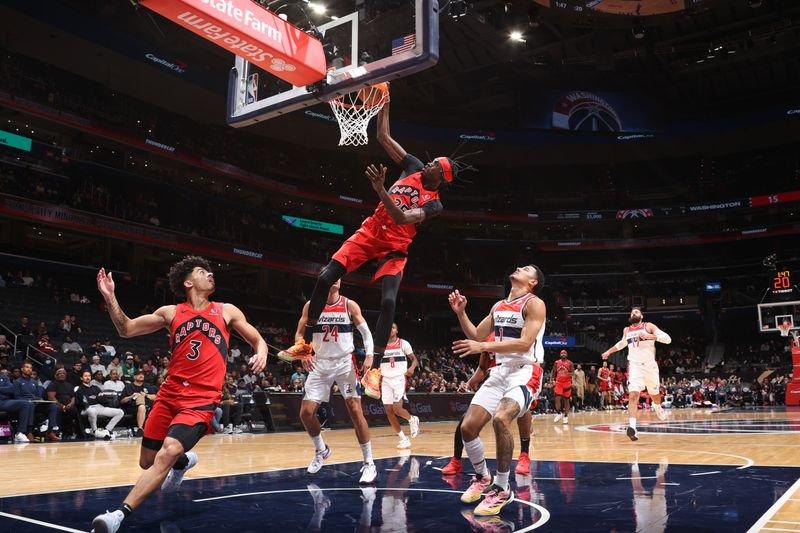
left=454, top=418, right=464, bottom=458
left=173, top=453, right=189, bottom=471
left=371, top=350, right=384, bottom=370
left=118, top=503, right=133, bottom=517
left=520, top=437, right=530, bottom=455
left=302, top=323, right=315, bottom=344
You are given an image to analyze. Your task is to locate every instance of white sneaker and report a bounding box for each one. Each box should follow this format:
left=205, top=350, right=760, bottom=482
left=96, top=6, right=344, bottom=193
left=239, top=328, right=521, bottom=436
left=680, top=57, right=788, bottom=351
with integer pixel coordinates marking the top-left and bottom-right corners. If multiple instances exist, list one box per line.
left=91, top=509, right=125, bottom=533
left=562, top=417, right=569, bottom=425
left=359, top=462, right=377, bottom=484
left=13, top=432, right=29, bottom=443
left=224, top=424, right=233, bottom=434
left=653, top=404, right=667, bottom=421
left=94, top=429, right=109, bottom=440
left=397, top=437, right=411, bottom=449
left=409, top=416, right=420, bottom=438
left=553, top=413, right=562, bottom=423
left=232, top=425, right=243, bottom=434
left=161, top=451, right=198, bottom=493
left=307, top=445, right=332, bottom=474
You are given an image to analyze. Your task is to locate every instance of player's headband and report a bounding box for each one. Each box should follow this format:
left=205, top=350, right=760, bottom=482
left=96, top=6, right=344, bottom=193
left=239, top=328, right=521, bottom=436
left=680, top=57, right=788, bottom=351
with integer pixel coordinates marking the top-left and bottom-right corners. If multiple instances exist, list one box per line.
left=434, top=157, right=454, bottom=183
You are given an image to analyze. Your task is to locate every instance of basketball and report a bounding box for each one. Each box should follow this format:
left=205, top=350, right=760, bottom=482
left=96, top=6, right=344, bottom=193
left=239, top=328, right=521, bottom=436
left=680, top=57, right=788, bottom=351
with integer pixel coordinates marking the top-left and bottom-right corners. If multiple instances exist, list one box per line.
left=357, top=82, right=389, bottom=108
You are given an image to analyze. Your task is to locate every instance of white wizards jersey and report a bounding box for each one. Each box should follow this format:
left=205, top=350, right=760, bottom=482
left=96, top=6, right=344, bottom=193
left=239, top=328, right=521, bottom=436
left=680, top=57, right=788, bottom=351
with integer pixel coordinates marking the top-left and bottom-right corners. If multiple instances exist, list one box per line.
left=311, top=297, right=354, bottom=362
left=381, top=338, right=413, bottom=378
left=625, top=322, right=656, bottom=364
left=492, top=293, right=544, bottom=364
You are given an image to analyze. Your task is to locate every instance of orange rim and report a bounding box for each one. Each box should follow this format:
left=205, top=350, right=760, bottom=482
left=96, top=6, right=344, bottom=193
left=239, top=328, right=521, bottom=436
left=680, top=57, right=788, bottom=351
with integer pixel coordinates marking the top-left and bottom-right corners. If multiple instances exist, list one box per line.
left=329, top=83, right=390, bottom=109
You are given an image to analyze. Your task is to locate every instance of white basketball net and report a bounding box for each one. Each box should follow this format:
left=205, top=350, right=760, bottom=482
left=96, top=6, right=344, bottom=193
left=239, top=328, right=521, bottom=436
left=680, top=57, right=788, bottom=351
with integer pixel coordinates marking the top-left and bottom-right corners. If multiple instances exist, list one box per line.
left=328, top=85, right=390, bottom=146
left=779, top=323, right=792, bottom=337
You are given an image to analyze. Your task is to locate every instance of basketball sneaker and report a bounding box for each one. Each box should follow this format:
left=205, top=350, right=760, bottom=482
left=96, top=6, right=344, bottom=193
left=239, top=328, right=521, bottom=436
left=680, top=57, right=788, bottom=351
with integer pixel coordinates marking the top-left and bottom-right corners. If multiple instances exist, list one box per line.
left=514, top=452, right=530, bottom=476
left=13, top=432, right=29, bottom=443
left=474, top=485, right=514, bottom=516
left=563, top=417, right=569, bottom=425
left=91, top=509, right=125, bottom=533
left=277, top=340, right=314, bottom=362
left=461, top=474, right=493, bottom=503
left=308, top=445, right=332, bottom=474
left=442, top=457, right=463, bottom=475
left=652, top=403, right=667, bottom=421
left=359, top=462, right=377, bottom=484
left=361, top=368, right=382, bottom=400
left=553, top=413, right=562, bottom=423
left=460, top=509, right=516, bottom=533
left=626, top=426, right=639, bottom=441
left=397, top=437, right=411, bottom=449
left=161, top=451, right=198, bottom=493
left=409, top=415, right=420, bottom=438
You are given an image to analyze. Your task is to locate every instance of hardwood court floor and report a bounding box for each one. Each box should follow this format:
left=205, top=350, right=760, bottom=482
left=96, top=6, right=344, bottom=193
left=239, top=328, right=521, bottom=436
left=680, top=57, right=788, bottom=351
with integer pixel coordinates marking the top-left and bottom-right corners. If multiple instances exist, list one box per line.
left=1, top=407, right=799, bottom=531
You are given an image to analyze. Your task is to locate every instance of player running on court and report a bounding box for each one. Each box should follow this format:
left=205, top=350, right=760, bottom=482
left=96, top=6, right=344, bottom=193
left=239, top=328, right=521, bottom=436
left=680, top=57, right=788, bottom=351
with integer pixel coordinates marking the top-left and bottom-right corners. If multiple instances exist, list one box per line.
left=294, top=278, right=378, bottom=484
left=552, top=349, right=573, bottom=425
left=381, top=323, right=420, bottom=449
left=601, top=307, right=672, bottom=441
left=279, top=101, right=467, bottom=400
left=449, top=265, right=546, bottom=516
left=91, top=256, right=267, bottom=533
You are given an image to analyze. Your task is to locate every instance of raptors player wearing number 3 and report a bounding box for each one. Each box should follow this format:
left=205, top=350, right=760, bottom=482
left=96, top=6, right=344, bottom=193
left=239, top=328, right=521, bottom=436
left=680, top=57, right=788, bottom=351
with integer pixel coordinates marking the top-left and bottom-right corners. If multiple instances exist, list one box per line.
left=292, top=278, right=378, bottom=484
left=601, top=307, right=671, bottom=442
left=91, top=256, right=268, bottom=533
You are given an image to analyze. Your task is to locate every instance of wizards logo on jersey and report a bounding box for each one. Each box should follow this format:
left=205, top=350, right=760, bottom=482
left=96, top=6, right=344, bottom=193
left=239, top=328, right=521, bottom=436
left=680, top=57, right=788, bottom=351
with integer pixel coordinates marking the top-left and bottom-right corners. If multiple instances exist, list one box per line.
left=172, top=317, right=228, bottom=357
left=389, top=184, right=420, bottom=212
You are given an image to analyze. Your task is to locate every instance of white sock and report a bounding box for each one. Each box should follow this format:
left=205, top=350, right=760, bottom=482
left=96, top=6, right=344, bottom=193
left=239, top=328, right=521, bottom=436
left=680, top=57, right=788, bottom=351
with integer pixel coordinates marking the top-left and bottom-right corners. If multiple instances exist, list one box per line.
left=398, top=431, right=406, bottom=440
left=360, top=441, right=373, bottom=464
left=312, top=434, right=326, bottom=452
left=494, top=471, right=510, bottom=491
left=629, top=417, right=637, bottom=429
left=464, top=438, right=490, bottom=478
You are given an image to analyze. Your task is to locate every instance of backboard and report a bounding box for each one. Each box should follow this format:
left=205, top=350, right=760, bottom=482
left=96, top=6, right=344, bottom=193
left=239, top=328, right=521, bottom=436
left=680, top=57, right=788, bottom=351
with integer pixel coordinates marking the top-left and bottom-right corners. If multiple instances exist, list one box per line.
left=226, top=0, right=439, bottom=127
left=757, top=301, right=800, bottom=333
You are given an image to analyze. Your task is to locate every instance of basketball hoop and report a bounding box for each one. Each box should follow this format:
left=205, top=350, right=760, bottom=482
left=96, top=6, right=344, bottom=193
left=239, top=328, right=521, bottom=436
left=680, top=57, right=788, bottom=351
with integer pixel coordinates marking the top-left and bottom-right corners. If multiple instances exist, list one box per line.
left=779, top=322, right=792, bottom=337
left=328, top=82, right=390, bottom=146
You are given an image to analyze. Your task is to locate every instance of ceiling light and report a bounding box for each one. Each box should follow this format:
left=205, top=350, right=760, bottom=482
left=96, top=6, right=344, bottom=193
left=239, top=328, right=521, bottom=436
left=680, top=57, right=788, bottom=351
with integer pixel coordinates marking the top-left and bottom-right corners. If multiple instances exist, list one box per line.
left=510, top=31, right=526, bottom=43
left=307, top=2, right=326, bottom=15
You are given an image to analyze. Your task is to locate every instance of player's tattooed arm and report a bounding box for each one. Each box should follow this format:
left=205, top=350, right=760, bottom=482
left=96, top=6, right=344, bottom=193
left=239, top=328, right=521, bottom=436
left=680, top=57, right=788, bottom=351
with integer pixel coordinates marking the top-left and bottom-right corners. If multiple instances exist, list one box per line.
left=376, top=101, right=407, bottom=165
left=97, top=268, right=170, bottom=337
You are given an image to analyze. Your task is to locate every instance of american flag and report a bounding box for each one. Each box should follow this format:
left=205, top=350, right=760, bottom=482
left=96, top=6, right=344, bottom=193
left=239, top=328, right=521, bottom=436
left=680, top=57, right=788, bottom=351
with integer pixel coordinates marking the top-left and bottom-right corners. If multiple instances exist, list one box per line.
left=391, top=35, right=416, bottom=55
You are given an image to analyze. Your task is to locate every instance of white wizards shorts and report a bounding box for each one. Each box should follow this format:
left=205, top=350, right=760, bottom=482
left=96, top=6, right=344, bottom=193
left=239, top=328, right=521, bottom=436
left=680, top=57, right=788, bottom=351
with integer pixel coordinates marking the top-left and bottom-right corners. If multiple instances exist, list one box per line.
left=471, top=363, right=538, bottom=418
left=627, top=360, right=660, bottom=395
left=381, top=374, right=407, bottom=405
left=303, top=357, right=360, bottom=403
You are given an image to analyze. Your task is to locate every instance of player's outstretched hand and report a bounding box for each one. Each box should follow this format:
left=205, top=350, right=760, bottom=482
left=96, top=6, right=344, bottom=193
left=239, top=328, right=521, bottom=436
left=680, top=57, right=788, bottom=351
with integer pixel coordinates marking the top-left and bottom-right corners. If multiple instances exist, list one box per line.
left=452, top=339, right=482, bottom=358
left=249, top=351, right=267, bottom=374
left=600, top=353, right=609, bottom=360
left=448, top=290, right=467, bottom=314
left=97, top=268, right=115, bottom=299
left=365, top=164, right=387, bottom=193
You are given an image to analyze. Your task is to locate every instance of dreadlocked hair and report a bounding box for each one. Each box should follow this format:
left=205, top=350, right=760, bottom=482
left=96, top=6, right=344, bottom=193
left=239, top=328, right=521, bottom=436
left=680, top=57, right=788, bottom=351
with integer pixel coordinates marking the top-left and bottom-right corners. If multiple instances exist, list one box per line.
left=168, top=255, right=212, bottom=298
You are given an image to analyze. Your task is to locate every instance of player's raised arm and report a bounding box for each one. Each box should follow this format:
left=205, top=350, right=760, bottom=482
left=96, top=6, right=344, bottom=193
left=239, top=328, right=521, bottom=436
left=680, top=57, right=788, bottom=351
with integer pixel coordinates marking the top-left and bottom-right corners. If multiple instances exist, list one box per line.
left=643, top=323, right=671, bottom=344
left=448, top=290, right=494, bottom=342
left=97, top=268, right=172, bottom=338
left=376, top=101, right=406, bottom=165
left=601, top=327, right=629, bottom=359
left=224, top=303, right=268, bottom=373
left=347, top=299, right=375, bottom=370
left=476, top=297, right=546, bottom=355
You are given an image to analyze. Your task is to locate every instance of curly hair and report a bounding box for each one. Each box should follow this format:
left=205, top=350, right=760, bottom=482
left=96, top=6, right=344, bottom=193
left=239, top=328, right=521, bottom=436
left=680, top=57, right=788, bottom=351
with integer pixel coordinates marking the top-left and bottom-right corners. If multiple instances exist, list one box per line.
left=167, top=255, right=211, bottom=298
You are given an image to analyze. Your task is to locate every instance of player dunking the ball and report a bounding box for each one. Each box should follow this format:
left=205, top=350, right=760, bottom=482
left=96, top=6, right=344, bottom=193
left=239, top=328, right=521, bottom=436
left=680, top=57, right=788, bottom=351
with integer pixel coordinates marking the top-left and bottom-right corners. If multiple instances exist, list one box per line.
left=279, top=100, right=470, bottom=399
left=601, top=307, right=671, bottom=441
left=450, top=265, right=546, bottom=516
left=91, top=256, right=268, bottom=533
left=294, top=277, right=378, bottom=484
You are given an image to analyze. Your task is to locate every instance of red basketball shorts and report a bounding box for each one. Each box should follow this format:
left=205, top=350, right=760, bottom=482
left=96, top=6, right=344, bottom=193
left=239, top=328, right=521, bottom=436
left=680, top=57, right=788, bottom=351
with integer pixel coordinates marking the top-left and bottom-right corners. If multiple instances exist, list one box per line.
left=143, top=390, right=217, bottom=442
left=332, top=223, right=410, bottom=281
left=555, top=379, right=573, bottom=398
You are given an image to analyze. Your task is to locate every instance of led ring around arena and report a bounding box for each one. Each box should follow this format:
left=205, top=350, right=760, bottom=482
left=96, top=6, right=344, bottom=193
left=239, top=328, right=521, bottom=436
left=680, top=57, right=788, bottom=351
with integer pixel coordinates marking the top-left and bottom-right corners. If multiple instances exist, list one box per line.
left=194, top=487, right=551, bottom=531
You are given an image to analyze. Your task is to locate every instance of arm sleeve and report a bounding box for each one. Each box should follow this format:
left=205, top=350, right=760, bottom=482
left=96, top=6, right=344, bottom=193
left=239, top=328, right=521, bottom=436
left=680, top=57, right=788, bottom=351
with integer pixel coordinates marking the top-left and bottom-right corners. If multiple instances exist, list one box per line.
left=400, top=154, right=424, bottom=176
left=655, top=329, right=672, bottom=344
left=356, top=322, right=374, bottom=356
left=401, top=339, right=413, bottom=355
left=421, top=200, right=443, bottom=221
left=614, top=338, right=628, bottom=351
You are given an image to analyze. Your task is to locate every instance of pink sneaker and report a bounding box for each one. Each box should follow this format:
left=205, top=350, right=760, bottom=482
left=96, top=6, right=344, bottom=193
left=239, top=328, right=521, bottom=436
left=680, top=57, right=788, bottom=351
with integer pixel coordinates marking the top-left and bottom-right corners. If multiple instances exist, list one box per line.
left=474, top=485, right=514, bottom=516
left=460, top=474, right=493, bottom=503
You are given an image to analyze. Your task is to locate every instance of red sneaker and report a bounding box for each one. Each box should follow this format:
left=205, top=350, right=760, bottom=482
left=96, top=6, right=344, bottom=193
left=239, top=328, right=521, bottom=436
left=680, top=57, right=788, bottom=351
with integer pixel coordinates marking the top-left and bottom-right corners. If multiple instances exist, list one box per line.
left=277, top=340, right=314, bottom=362
left=442, top=457, right=463, bottom=475
left=514, top=452, right=530, bottom=476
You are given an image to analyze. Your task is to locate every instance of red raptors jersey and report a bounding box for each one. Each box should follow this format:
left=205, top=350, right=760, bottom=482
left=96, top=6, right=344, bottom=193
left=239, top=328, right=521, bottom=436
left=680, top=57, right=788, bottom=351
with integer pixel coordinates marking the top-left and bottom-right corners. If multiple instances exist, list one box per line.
left=167, top=302, right=229, bottom=398
left=554, top=359, right=572, bottom=383
left=614, top=370, right=624, bottom=385
left=599, top=367, right=610, bottom=382
left=369, top=172, right=441, bottom=247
